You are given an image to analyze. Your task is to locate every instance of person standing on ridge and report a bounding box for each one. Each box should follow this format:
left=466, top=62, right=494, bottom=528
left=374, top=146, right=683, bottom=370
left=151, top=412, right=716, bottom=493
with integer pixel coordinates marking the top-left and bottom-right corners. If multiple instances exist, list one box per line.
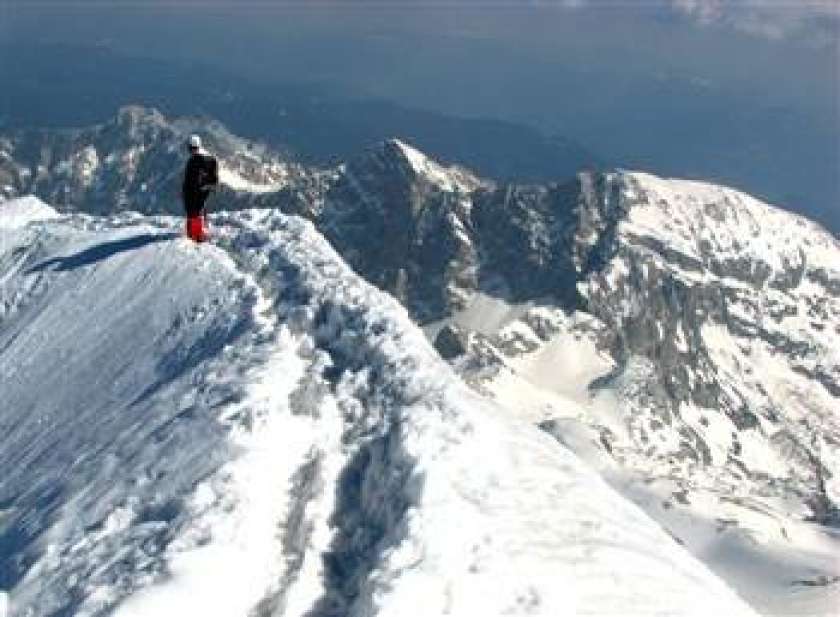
left=182, top=134, right=218, bottom=242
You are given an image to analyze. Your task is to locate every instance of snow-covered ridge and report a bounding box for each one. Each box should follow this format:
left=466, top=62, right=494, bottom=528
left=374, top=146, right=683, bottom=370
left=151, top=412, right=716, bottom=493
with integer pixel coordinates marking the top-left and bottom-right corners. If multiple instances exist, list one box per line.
left=0, top=205, right=757, bottom=616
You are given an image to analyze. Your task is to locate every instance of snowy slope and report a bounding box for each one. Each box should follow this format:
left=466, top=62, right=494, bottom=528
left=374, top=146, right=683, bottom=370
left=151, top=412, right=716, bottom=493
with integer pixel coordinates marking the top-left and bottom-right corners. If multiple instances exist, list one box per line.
left=1, top=200, right=268, bottom=615
left=0, top=198, right=757, bottom=616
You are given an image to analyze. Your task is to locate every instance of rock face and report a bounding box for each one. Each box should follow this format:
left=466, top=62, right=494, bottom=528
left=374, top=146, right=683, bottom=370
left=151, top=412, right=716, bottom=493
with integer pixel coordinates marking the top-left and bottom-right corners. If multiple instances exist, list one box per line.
left=595, top=174, right=838, bottom=514
left=320, top=142, right=618, bottom=322
left=318, top=139, right=488, bottom=322
left=450, top=171, right=840, bottom=531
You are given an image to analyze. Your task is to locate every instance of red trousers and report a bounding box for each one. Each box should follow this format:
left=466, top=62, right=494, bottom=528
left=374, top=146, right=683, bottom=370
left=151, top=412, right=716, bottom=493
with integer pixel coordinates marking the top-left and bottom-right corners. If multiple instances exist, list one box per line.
left=186, top=214, right=207, bottom=242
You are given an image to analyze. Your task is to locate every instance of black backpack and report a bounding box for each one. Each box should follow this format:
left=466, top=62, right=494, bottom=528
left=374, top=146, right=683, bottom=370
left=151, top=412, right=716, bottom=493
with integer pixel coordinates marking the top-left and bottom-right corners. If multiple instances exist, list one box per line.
left=197, top=154, right=218, bottom=189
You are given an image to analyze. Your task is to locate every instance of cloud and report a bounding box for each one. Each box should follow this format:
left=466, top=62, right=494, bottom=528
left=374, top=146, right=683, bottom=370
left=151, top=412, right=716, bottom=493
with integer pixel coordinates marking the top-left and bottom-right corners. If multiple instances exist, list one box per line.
left=542, top=0, right=839, bottom=46
left=669, top=0, right=840, bottom=44
left=670, top=0, right=726, bottom=24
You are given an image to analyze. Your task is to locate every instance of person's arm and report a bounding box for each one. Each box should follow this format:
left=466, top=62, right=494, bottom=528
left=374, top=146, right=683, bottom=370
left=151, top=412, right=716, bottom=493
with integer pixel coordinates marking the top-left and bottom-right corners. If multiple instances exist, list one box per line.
left=182, top=163, right=189, bottom=201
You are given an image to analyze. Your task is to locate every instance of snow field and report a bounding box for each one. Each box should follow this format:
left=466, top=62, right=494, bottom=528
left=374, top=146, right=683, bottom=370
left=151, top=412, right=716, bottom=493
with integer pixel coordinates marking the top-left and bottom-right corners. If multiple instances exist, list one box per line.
left=614, top=474, right=840, bottom=617
left=115, top=328, right=328, bottom=617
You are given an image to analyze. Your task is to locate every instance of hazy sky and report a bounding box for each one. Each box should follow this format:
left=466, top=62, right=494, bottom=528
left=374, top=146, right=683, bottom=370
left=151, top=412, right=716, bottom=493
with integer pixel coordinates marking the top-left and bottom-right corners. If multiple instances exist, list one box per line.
left=1, top=0, right=838, bottom=226
left=3, top=2, right=835, bottom=126
left=3, top=2, right=836, bottom=115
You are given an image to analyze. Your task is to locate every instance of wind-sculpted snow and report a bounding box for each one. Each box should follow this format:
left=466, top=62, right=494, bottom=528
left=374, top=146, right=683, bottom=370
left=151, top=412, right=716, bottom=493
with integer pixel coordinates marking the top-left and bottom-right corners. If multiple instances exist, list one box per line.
left=0, top=211, right=267, bottom=615
left=0, top=204, right=758, bottom=616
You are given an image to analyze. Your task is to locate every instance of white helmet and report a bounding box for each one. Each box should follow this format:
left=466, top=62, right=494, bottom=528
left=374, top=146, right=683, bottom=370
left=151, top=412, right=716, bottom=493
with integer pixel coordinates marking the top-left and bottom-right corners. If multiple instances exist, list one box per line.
left=188, top=134, right=202, bottom=150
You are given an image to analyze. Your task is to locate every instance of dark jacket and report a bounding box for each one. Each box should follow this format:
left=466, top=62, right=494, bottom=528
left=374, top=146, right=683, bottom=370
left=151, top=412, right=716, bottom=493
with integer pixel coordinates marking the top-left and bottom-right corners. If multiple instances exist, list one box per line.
left=182, top=151, right=219, bottom=215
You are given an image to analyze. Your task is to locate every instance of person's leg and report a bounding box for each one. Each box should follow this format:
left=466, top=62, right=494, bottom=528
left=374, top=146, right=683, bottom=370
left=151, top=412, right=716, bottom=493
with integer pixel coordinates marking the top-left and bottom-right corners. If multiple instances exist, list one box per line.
left=187, top=215, right=198, bottom=241
left=198, top=193, right=210, bottom=240
left=195, top=213, right=207, bottom=241
left=185, top=195, right=208, bottom=242
left=188, top=215, right=210, bottom=242
left=199, top=206, right=209, bottom=241
left=185, top=197, right=196, bottom=240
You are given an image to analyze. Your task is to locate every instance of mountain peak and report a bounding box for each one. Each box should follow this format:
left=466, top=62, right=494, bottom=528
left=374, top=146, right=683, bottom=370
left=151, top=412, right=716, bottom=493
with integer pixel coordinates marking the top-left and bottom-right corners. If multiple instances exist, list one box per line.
left=115, top=105, right=167, bottom=129
left=381, top=137, right=486, bottom=193
left=618, top=170, right=839, bottom=275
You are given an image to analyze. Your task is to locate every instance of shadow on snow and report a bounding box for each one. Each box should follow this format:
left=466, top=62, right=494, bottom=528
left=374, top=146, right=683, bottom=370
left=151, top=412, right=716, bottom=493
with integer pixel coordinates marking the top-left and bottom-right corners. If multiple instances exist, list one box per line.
left=28, top=233, right=179, bottom=273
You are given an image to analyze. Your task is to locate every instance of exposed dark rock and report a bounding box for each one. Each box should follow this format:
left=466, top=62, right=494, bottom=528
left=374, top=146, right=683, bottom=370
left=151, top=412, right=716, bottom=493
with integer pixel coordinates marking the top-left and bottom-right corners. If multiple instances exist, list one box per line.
left=434, top=324, right=470, bottom=360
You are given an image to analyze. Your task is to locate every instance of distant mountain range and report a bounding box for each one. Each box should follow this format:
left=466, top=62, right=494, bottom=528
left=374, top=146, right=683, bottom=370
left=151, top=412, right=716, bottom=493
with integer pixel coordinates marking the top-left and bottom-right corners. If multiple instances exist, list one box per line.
left=2, top=42, right=837, bottom=236
left=0, top=43, right=599, bottom=185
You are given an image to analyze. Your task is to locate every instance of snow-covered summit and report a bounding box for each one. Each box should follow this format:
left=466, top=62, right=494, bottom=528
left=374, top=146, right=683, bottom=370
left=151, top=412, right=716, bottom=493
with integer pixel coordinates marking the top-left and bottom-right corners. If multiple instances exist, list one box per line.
left=0, top=204, right=759, bottom=616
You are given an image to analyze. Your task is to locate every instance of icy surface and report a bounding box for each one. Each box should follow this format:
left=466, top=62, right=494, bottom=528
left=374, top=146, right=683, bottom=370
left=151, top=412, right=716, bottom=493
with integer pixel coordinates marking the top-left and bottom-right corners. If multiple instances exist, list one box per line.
left=0, top=207, right=757, bottom=616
